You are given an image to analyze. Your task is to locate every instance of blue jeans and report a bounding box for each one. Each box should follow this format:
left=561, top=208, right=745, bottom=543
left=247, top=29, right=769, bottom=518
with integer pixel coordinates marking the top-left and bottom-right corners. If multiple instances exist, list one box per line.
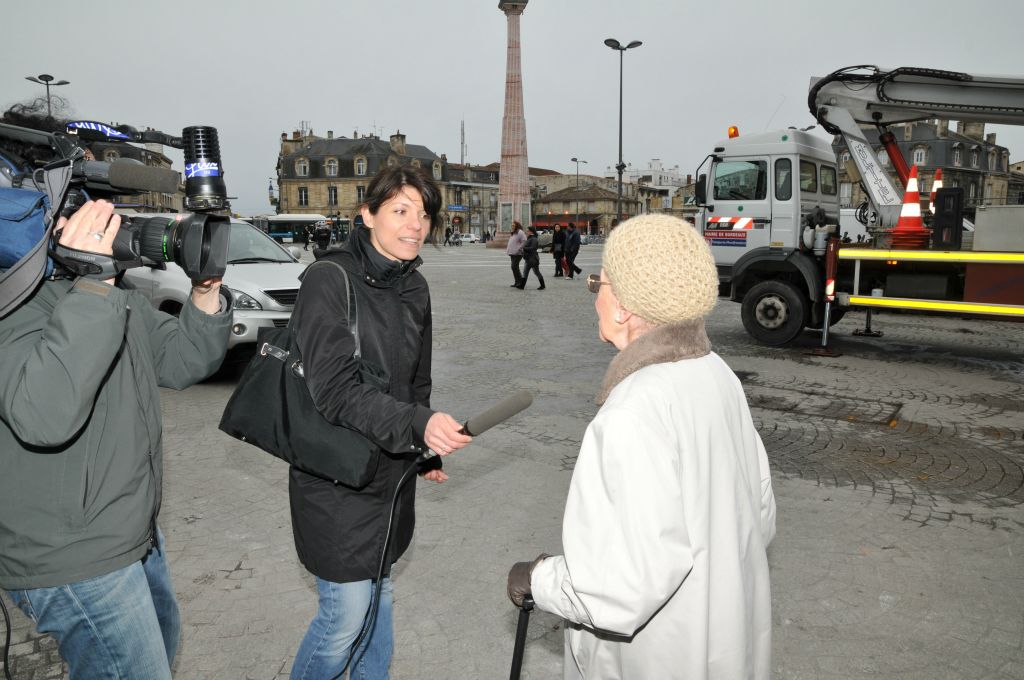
left=5, top=529, right=179, bottom=680
left=291, top=576, right=394, bottom=680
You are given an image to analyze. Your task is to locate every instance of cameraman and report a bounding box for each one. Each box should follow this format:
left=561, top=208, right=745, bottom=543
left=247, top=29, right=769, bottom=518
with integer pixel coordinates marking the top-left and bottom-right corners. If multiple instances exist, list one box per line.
left=0, top=199, right=232, bottom=679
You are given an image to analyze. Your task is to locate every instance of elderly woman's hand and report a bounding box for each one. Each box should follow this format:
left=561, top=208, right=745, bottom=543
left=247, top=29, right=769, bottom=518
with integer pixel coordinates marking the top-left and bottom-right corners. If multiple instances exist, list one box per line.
left=424, top=412, right=472, bottom=456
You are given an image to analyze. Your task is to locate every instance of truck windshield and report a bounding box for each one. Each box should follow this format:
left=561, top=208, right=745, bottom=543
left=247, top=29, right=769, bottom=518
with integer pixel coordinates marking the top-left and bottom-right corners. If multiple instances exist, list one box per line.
left=714, top=161, right=767, bottom=201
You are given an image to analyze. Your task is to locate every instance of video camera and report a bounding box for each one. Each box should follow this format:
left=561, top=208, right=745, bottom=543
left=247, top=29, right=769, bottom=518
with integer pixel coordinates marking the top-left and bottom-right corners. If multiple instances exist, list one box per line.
left=0, top=119, right=230, bottom=282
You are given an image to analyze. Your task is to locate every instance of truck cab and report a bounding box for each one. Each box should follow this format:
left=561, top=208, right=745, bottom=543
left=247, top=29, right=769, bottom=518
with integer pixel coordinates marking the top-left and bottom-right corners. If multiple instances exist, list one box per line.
left=697, top=129, right=841, bottom=344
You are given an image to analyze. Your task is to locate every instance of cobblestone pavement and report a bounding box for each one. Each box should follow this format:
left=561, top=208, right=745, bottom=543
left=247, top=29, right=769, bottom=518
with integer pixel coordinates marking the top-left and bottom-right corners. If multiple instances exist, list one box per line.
left=4, top=243, right=1023, bottom=679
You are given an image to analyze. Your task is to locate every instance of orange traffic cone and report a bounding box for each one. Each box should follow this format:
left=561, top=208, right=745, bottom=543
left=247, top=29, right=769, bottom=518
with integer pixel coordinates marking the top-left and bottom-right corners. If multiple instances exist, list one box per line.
left=929, top=167, right=943, bottom=214
left=890, top=165, right=931, bottom=248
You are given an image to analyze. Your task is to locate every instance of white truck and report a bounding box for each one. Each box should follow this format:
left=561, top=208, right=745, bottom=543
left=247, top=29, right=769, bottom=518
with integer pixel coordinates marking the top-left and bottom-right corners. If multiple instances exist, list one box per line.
left=696, top=65, right=1024, bottom=346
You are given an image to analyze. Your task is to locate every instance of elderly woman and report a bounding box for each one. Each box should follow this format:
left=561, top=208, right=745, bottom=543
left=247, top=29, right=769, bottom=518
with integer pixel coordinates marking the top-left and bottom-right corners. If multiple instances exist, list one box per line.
left=507, top=214, right=776, bottom=679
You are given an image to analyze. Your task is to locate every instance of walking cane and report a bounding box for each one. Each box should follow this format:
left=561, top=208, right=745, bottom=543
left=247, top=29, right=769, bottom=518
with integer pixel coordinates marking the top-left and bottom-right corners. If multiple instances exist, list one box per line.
left=509, top=596, right=534, bottom=680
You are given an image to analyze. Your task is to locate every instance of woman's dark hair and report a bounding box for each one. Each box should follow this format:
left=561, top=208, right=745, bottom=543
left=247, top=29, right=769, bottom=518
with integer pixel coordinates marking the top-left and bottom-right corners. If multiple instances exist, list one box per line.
left=361, top=164, right=443, bottom=242
left=512, top=221, right=522, bottom=231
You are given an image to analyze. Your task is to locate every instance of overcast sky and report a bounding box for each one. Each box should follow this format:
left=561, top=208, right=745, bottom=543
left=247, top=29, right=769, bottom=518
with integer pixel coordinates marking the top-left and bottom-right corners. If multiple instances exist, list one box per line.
left=5, top=0, right=1023, bottom=215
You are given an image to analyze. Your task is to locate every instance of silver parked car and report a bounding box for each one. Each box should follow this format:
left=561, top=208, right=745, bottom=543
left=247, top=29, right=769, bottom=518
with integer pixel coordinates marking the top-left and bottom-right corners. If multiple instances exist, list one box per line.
left=121, top=216, right=307, bottom=349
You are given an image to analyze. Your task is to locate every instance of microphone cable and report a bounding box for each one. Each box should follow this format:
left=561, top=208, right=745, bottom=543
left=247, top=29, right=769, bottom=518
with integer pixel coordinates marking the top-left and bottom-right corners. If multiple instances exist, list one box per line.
left=329, top=455, right=424, bottom=680
left=1, top=592, right=13, bottom=680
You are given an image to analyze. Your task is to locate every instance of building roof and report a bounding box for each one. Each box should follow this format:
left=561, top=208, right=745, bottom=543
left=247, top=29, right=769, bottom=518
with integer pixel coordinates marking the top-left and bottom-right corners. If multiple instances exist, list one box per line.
left=534, top=183, right=637, bottom=204
left=278, top=135, right=444, bottom=180
left=282, top=137, right=440, bottom=163
left=479, top=162, right=561, bottom=176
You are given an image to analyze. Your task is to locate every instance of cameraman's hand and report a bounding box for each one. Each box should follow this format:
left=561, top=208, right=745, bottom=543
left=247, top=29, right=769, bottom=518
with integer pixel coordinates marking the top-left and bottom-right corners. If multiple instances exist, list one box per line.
left=190, top=277, right=223, bottom=315
left=57, top=200, right=121, bottom=285
left=424, top=412, right=472, bottom=457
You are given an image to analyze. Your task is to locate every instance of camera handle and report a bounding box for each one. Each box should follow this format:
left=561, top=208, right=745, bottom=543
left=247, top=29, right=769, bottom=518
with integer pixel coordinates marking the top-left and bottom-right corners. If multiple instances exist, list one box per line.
left=49, top=243, right=124, bottom=280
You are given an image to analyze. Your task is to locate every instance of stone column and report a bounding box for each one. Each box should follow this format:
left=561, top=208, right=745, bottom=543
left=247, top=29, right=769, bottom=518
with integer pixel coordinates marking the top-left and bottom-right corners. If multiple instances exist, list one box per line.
left=493, top=1, right=531, bottom=247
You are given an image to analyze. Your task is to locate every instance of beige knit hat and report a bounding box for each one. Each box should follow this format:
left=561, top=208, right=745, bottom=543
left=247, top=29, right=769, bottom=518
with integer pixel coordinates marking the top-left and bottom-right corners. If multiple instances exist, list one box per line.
left=602, top=214, right=718, bottom=325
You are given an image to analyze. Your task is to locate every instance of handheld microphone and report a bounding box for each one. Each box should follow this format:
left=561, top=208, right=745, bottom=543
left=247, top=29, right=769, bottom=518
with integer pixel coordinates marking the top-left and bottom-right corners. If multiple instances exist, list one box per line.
left=419, top=390, right=534, bottom=465
left=461, top=390, right=533, bottom=436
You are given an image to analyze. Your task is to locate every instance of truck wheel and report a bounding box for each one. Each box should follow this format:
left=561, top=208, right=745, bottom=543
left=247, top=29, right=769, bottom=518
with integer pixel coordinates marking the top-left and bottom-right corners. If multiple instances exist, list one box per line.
left=741, top=280, right=808, bottom=346
left=807, top=304, right=847, bottom=330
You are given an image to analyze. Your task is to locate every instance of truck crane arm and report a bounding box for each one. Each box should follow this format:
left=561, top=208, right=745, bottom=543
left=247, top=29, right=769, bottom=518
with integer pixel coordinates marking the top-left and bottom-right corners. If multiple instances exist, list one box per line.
left=808, top=65, right=1024, bottom=228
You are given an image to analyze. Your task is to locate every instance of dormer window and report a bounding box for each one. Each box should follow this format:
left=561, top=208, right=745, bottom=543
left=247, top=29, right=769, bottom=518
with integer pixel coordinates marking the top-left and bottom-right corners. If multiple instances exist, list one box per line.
left=970, top=148, right=980, bottom=168
left=325, top=158, right=338, bottom=177
left=355, top=156, right=367, bottom=176
left=433, top=161, right=443, bottom=181
left=912, top=146, right=927, bottom=165
left=410, top=159, right=421, bottom=168
left=295, top=158, right=309, bottom=177
left=952, top=144, right=963, bottom=166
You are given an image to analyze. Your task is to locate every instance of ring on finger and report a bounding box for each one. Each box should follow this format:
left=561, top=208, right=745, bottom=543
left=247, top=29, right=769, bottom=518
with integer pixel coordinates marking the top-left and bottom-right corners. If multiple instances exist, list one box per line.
left=89, top=231, right=104, bottom=241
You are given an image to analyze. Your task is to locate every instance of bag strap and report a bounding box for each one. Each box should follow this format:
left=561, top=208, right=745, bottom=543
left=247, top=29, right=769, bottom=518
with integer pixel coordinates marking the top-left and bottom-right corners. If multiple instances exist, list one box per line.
left=303, top=260, right=361, bottom=358
left=0, top=162, right=72, bottom=319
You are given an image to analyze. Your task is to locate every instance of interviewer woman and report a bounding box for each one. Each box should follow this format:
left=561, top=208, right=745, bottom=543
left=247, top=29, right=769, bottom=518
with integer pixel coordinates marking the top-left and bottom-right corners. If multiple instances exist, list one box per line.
left=507, top=214, right=776, bottom=679
left=289, top=165, right=471, bottom=679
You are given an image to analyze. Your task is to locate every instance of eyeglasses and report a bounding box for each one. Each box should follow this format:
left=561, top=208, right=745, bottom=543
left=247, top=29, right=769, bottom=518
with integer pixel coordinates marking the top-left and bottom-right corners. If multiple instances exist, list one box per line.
left=587, top=274, right=612, bottom=294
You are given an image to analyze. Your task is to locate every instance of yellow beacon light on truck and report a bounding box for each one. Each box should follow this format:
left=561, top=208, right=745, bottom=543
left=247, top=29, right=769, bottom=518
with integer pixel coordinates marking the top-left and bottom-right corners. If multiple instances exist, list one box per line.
left=728, top=125, right=740, bottom=138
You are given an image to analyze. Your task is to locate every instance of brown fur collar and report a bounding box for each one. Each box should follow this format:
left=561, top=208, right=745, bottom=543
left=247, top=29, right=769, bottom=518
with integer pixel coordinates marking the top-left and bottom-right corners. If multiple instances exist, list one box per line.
left=596, top=320, right=711, bottom=405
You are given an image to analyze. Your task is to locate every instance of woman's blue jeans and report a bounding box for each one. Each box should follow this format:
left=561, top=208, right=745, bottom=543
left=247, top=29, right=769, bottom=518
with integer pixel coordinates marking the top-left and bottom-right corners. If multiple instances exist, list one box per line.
left=4, top=529, right=179, bottom=680
left=291, top=576, right=394, bottom=680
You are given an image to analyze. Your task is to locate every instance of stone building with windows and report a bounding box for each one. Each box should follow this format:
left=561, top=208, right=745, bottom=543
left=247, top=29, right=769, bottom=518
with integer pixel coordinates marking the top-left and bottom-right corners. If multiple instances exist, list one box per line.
left=532, top=183, right=641, bottom=233
left=444, top=163, right=500, bottom=237
left=88, top=140, right=184, bottom=213
left=275, top=128, right=447, bottom=224
left=1010, top=161, right=1024, bottom=206
left=833, top=121, right=1013, bottom=214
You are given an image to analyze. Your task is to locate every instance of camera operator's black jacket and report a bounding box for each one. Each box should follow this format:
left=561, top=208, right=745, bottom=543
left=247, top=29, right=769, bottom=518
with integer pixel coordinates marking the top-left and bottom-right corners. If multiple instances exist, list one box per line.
left=289, top=226, right=434, bottom=582
left=0, top=277, right=231, bottom=589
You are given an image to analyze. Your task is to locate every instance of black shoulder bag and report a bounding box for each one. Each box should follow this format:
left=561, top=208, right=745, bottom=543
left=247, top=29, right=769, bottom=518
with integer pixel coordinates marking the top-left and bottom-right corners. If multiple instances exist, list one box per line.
left=218, top=261, right=390, bottom=489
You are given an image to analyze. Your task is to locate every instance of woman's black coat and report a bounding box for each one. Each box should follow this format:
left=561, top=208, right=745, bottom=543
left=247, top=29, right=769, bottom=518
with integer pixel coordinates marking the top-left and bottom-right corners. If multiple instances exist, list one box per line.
left=523, top=233, right=540, bottom=265
left=288, top=227, right=434, bottom=582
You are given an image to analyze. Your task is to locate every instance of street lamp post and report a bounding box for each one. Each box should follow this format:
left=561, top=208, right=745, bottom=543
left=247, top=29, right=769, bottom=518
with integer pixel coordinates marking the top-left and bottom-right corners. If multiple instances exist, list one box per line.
left=604, top=38, right=641, bottom=229
left=570, top=156, right=587, bottom=229
left=24, top=73, right=70, bottom=119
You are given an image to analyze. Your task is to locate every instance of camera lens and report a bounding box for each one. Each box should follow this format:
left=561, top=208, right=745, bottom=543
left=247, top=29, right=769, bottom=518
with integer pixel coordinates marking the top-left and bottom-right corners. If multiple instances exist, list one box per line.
left=130, top=216, right=179, bottom=264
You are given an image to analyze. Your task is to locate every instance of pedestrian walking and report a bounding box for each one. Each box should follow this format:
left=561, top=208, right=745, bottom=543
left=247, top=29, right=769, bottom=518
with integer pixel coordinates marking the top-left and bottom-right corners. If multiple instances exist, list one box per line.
left=507, top=214, right=776, bottom=680
left=505, top=221, right=526, bottom=288
left=444, top=226, right=453, bottom=247
left=519, top=226, right=546, bottom=290
left=551, top=224, right=565, bottom=277
left=288, top=165, right=472, bottom=679
left=314, top=222, right=331, bottom=251
left=564, top=222, right=583, bottom=279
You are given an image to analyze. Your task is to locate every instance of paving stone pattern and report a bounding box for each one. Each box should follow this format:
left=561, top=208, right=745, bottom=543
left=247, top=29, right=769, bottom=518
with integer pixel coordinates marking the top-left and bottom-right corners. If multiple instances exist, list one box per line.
left=3, top=243, right=1023, bottom=679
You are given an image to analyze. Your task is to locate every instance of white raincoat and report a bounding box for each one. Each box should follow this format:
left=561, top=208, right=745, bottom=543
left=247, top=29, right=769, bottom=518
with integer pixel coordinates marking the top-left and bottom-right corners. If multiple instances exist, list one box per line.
left=531, top=351, right=776, bottom=680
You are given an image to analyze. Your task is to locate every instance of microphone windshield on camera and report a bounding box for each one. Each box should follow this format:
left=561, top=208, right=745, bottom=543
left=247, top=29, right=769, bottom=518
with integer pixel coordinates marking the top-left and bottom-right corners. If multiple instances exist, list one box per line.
left=106, top=160, right=181, bottom=194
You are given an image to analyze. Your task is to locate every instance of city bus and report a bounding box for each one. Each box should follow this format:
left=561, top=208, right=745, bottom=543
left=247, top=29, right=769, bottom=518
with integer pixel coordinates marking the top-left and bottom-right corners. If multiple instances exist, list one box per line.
left=251, top=213, right=328, bottom=243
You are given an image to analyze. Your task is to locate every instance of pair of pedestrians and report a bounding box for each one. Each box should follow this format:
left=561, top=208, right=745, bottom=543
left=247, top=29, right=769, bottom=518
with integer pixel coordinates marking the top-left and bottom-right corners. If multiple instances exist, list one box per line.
left=562, top=222, right=584, bottom=279
left=506, top=222, right=545, bottom=290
